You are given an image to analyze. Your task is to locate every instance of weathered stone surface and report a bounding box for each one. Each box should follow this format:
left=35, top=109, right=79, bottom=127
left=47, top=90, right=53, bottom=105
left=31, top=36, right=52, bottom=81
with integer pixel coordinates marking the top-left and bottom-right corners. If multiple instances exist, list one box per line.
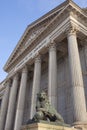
left=73, top=122, right=87, bottom=130
left=30, top=56, right=41, bottom=119
left=14, top=66, right=28, bottom=130
left=48, top=44, right=57, bottom=110
left=0, top=81, right=11, bottom=130
left=67, top=31, right=87, bottom=122
left=5, top=74, right=19, bottom=130
left=0, top=0, right=87, bottom=129
left=21, top=123, right=77, bottom=130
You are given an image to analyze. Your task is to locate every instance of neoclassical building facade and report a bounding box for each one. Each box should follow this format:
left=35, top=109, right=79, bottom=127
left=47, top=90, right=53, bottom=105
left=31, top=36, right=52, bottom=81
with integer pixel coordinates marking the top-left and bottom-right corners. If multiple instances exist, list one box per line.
left=0, top=0, right=87, bottom=130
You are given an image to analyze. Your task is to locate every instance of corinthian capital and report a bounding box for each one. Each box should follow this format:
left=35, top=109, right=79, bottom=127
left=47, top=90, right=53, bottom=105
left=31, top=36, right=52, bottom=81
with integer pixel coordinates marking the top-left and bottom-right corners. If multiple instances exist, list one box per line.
left=49, top=40, right=56, bottom=52
left=66, top=25, right=77, bottom=36
left=22, top=65, right=28, bottom=73
left=35, top=55, right=41, bottom=63
left=5, top=79, right=12, bottom=87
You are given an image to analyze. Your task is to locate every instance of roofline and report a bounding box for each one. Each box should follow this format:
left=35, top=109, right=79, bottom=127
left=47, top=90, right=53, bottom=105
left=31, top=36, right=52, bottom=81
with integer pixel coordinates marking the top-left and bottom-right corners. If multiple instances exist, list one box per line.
left=26, top=0, right=67, bottom=29
left=4, top=0, right=87, bottom=71
left=4, top=0, right=67, bottom=71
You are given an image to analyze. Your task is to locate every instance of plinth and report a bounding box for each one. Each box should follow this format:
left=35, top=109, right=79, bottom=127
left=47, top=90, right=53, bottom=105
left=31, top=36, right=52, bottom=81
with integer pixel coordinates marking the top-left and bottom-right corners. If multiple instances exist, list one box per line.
left=73, top=122, right=87, bottom=130
left=21, top=122, right=77, bottom=130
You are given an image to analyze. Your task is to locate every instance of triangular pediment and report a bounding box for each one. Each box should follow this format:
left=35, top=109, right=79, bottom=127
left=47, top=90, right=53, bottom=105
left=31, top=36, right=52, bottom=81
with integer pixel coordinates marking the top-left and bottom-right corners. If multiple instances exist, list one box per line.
left=4, top=0, right=68, bottom=71
left=4, top=0, right=87, bottom=72
left=83, top=8, right=87, bottom=13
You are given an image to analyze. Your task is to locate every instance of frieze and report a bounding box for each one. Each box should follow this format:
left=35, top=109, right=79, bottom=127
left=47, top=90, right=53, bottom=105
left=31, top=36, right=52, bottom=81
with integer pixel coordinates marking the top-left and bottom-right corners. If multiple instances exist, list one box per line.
left=25, top=27, right=45, bottom=46
left=15, top=39, right=48, bottom=72
left=7, top=38, right=49, bottom=79
left=7, top=38, right=50, bottom=79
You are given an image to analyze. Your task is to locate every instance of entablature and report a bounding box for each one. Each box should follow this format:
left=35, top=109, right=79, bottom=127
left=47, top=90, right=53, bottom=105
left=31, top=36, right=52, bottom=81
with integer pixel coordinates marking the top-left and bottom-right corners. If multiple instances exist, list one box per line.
left=5, top=15, right=87, bottom=80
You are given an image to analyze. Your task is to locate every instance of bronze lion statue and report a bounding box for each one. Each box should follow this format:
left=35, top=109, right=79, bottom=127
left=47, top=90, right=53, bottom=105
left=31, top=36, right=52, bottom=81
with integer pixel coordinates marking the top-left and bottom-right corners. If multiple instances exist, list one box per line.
left=32, top=91, right=64, bottom=123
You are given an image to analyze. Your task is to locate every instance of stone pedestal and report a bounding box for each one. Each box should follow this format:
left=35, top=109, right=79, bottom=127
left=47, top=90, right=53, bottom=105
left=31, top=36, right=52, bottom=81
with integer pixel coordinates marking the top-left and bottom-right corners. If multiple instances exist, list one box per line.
left=73, top=122, right=87, bottom=130
left=21, top=123, right=77, bottom=130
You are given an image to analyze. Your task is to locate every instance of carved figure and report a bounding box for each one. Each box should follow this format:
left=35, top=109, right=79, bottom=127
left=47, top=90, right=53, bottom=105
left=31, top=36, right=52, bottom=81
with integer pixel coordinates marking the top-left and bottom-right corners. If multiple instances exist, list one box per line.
left=32, top=91, right=64, bottom=123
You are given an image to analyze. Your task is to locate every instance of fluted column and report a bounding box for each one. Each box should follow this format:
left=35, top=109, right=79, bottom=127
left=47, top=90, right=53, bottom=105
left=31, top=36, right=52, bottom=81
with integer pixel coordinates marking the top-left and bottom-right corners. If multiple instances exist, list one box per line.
left=30, top=56, right=41, bottom=118
left=48, top=43, right=57, bottom=110
left=5, top=74, right=19, bottom=130
left=67, top=29, right=87, bottom=122
left=14, top=66, right=28, bottom=130
left=0, top=80, right=11, bottom=130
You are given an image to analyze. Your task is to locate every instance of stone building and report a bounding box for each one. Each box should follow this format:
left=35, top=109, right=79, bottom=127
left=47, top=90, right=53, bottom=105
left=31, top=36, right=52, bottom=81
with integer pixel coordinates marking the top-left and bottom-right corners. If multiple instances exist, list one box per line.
left=0, top=0, right=87, bottom=130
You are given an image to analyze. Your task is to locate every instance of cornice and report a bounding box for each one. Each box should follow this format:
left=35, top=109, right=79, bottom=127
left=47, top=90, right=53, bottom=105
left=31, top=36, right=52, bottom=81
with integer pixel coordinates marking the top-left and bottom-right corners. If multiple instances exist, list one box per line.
left=68, top=1, right=87, bottom=17
left=4, top=0, right=87, bottom=72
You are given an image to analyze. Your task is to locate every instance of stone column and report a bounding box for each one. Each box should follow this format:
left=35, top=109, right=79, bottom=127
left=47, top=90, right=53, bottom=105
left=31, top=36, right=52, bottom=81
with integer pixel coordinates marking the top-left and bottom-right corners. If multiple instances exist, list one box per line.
left=0, top=80, right=11, bottom=130
left=67, top=29, right=87, bottom=122
left=5, top=73, right=19, bottom=130
left=48, top=43, right=57, bottom=110
left=30, top=56, right=41, bottom=118
left=14, top=66, right=28, bottom=130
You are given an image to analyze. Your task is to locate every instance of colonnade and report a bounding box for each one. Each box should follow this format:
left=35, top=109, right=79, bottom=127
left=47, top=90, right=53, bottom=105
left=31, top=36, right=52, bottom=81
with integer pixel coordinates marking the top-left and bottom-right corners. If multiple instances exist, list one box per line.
left=0, top=30, right=87, bottom=130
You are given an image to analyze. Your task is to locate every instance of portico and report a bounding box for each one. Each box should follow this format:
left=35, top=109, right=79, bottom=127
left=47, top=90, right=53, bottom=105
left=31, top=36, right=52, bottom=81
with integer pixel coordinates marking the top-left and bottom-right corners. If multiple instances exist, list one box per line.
left=0, top=0, right=87, bottom=130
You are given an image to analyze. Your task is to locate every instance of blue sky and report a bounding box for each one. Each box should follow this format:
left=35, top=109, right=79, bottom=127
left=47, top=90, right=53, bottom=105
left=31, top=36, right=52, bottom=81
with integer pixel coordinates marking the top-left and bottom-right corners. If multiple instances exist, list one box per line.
left=0, top=0, right=87, bottom=82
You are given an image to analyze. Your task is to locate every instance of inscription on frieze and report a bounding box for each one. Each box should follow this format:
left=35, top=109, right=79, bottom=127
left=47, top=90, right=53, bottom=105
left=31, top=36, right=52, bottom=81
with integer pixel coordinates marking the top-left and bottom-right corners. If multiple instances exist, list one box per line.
left=15, top=38, right=49, bottom=71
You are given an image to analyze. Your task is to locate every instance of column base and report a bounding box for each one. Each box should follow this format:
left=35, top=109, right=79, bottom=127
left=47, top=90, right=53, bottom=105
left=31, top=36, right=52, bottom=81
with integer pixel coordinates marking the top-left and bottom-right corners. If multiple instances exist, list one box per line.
left=21, top=122, right=78, bottom=130
left=72, top=121, right=87, bottom=130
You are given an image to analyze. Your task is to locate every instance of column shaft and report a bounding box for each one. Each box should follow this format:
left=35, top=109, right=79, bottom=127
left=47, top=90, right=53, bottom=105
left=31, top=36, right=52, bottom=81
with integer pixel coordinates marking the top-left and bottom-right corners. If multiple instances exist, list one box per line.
left=0, top=81, right=11, bottom=130
left=48, top=44, right=57, bottom=109
left=5, top=74, right=19, bottom=130
left=14, top=66, right=28, bottom=130
left=67, top=31, right=87, bottom=122
left=30, top=56, right=41, bottom=118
